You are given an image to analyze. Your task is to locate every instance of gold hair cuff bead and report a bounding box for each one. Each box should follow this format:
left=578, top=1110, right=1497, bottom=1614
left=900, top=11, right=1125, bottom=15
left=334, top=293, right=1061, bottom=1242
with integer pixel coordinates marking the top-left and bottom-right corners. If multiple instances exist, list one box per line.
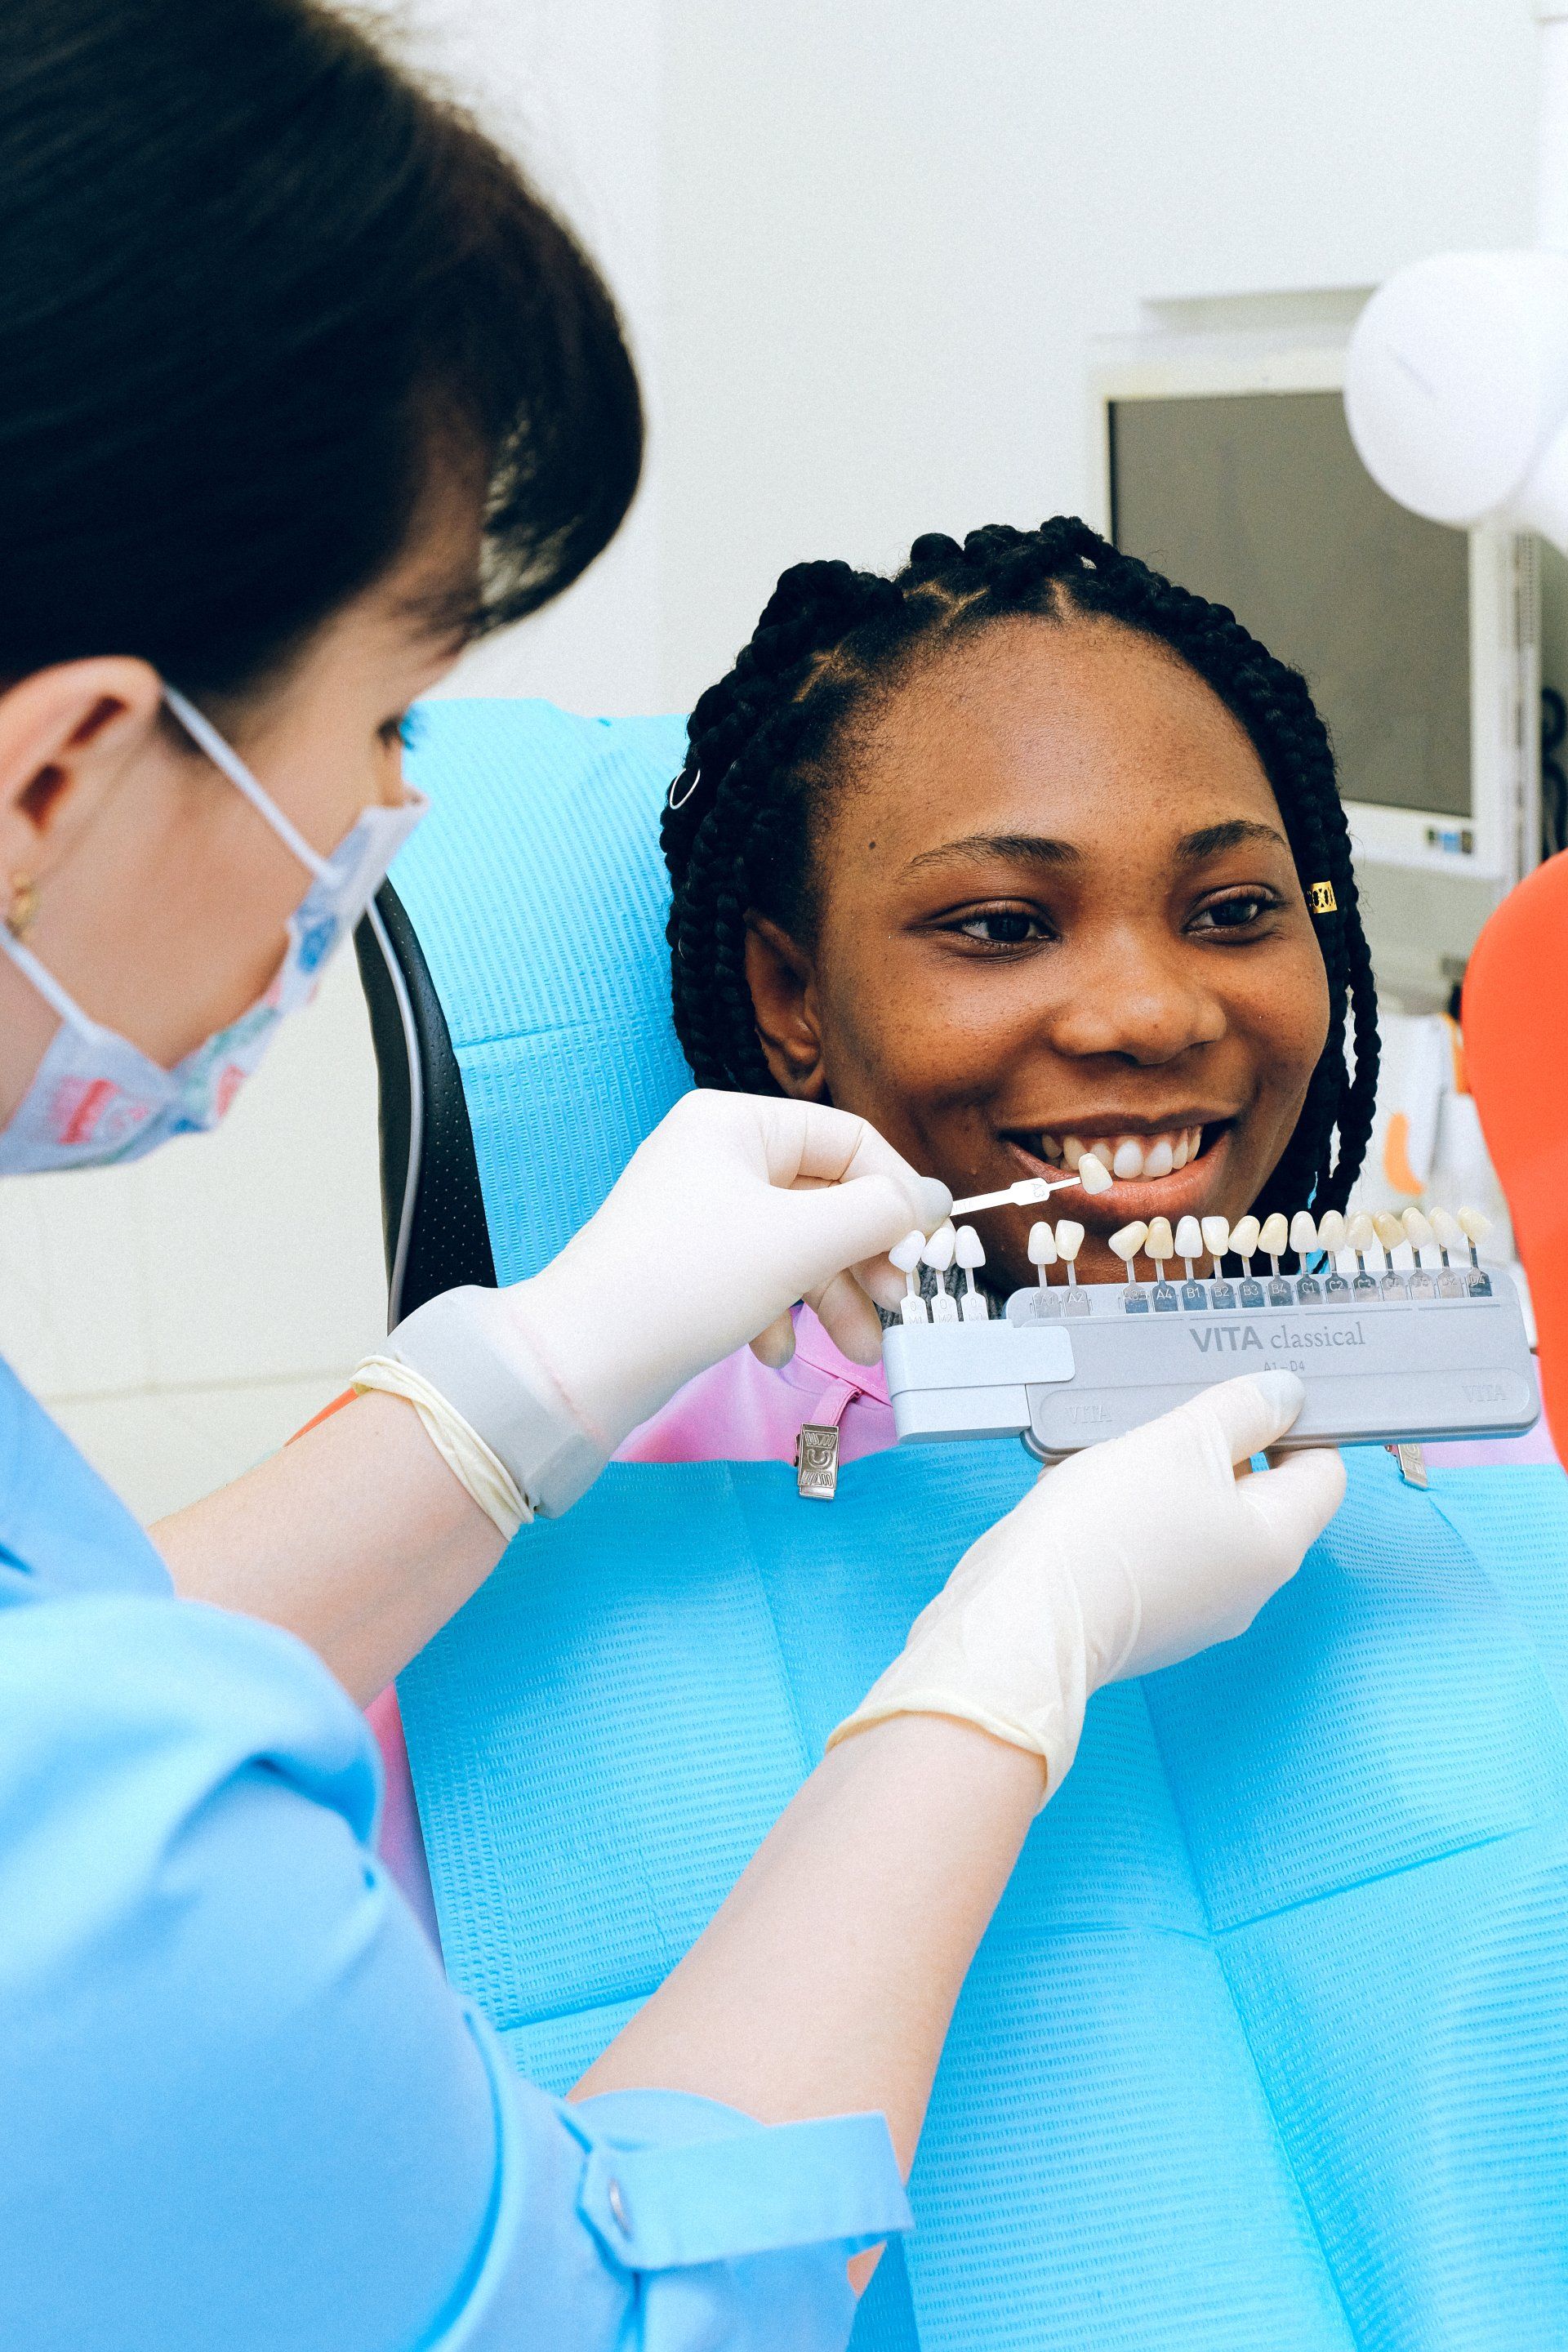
left=1309, top=880, right=1337, bottom=915
left=5, top=872, right=38, bottom=940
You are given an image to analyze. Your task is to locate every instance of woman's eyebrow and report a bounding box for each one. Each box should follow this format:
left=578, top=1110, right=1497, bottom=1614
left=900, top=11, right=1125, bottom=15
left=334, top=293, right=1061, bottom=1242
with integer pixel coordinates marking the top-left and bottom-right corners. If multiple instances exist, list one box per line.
left=1175, top=818, right=1289, bottom=863
left=903, top=831, right=1084, bottom=875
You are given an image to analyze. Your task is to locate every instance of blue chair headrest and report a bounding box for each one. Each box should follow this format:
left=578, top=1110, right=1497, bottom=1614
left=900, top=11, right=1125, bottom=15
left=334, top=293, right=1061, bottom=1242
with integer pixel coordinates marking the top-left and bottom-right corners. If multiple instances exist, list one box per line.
left=394, top=699, right=693, bottom=1282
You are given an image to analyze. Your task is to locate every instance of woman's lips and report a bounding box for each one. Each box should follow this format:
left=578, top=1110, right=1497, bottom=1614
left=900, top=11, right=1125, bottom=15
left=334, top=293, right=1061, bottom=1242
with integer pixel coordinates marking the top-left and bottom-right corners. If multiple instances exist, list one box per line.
left=1001, top=1126, right=1233, bottom=1229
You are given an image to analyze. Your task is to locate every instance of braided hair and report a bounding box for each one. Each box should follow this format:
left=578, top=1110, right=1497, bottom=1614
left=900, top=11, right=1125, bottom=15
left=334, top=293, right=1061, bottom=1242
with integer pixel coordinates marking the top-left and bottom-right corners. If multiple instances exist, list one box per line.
left=662, top=518, right=1379, bottom=1222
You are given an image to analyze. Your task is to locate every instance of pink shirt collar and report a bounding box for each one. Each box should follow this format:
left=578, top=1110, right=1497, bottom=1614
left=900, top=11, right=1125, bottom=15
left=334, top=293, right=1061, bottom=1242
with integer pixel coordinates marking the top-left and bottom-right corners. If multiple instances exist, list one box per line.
left=783, top=1302, right=891, bottom=1405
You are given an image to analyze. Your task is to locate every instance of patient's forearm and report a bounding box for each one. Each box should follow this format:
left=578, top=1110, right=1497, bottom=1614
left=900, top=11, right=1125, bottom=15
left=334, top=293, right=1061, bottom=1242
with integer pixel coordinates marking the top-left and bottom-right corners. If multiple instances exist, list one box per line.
left=572, top=1711, right=1043, bottom=2172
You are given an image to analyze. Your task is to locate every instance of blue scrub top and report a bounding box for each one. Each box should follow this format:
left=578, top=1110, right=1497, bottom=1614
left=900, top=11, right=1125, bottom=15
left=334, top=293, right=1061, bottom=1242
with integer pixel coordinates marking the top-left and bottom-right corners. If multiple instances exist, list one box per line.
left=0, top=1356, right=909, bottom=2350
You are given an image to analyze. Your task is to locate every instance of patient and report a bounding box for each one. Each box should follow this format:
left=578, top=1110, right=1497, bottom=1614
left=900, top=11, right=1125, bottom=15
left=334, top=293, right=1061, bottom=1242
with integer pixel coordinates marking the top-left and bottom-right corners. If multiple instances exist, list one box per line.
left=375, top=517, right=1383, bottom=1925
left=631, top=514, right=1379, bottom=1465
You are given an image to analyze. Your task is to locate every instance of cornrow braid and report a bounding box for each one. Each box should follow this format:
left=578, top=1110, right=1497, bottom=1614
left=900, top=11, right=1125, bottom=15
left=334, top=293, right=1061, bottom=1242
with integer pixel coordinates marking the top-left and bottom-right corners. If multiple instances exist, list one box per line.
left=662, top=519, right=1379, bottom=1222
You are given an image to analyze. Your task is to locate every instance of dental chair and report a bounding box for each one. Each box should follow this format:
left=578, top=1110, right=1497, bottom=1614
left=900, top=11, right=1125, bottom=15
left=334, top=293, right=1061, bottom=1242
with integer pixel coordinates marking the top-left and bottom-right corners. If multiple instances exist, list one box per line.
left=354, top=697, right=1568, bottom=2352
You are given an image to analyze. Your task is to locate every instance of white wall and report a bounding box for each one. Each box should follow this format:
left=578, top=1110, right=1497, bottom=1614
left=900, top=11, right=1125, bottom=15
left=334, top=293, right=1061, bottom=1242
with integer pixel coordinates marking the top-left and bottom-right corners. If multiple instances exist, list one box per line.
left=2, top=0, right=1544, bottom=1519
left=656, top=0, right=1537, bottom=705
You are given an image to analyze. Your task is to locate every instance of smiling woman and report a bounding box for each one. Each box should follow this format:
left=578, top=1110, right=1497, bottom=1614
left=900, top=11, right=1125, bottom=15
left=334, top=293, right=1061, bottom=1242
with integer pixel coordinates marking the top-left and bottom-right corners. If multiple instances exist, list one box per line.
left=662, top=519, right=1379, bottom=1297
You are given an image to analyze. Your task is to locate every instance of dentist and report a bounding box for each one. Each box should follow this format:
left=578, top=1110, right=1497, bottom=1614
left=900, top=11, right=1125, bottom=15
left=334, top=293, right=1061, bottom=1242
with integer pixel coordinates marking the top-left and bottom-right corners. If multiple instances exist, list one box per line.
left=0, top=5, right=1346, bottom=2346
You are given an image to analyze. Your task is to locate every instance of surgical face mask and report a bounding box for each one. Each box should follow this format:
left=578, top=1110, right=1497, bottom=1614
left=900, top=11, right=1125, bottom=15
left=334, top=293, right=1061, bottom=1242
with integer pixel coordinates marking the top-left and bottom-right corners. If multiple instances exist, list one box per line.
left=0, top=683, right=425, bottom=1174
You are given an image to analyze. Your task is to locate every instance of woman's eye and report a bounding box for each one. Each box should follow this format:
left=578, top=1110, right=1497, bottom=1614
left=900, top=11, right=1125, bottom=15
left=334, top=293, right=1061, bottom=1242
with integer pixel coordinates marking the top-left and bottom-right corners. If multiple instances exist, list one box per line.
left=1190, top=889, right=1280, bottom=934
left=381, top=710, right=424, bottom=752
left=954, top=909, right=1052, bottom=947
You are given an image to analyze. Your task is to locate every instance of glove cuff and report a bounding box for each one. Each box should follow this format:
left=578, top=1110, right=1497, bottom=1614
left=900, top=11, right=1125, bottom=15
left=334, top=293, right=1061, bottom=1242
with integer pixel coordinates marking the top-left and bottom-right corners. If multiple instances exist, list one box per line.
left=826, top=1540, right=1092, bottom=1808
left=385, top=1285, right=607, bottom=1519
left=826, top=1695, right=1073, bottom=1810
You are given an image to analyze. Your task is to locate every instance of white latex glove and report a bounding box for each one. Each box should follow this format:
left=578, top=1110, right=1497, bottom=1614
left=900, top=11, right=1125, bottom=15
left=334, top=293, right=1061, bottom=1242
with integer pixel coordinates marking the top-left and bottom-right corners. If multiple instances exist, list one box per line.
left=506, top=1090, right=951, bottom=1454
left=829, top=1370, right=1346, bottom=1800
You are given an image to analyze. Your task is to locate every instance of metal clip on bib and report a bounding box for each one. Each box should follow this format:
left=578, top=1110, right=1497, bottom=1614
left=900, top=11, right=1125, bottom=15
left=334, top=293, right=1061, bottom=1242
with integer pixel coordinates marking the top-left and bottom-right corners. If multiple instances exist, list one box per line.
left=795, top=1422, right=841, bottom=1500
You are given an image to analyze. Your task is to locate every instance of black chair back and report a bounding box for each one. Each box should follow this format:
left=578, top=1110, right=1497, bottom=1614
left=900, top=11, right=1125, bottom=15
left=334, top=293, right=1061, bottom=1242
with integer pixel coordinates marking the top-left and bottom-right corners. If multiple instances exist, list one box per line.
left=353, top=881, right=497, bottom=1326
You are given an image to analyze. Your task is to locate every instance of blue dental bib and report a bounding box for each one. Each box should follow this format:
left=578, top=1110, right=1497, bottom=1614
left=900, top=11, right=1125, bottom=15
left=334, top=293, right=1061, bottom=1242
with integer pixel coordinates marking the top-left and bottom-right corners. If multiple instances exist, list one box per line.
left=393, top=702, right=1568, bottom=2351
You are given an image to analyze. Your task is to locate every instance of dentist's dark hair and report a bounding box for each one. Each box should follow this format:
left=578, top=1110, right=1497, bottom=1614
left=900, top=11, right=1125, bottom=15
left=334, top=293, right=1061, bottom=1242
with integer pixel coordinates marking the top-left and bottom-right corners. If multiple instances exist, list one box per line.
left=663, top=518, right=1379, bottom=1223
left=0, top=0, right=641, bottom=697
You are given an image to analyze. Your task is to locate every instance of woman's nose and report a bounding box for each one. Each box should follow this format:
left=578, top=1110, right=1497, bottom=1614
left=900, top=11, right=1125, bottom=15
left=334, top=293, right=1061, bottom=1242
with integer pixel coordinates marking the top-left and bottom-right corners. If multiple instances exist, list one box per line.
left=1043, top=931, right=1227, bottom=1067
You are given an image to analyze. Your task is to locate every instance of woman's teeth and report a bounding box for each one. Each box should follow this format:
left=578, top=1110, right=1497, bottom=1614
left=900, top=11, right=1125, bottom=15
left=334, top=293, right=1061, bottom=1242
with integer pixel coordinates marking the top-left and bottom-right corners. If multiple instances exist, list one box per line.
left=1037, top=1127, right=1204, bottom=1182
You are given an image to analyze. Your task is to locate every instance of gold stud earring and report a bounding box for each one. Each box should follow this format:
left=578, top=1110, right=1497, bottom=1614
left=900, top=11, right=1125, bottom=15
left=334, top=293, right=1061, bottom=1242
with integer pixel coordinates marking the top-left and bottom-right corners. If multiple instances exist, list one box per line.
left=5, top=872, right=38, bottom=939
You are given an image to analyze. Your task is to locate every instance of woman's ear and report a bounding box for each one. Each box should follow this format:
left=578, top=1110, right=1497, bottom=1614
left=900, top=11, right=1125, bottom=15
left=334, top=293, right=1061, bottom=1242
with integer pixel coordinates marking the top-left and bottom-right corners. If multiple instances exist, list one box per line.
left=0, top=658, right=163, bottom=902
left=745, top=914, right=830, bottom=1099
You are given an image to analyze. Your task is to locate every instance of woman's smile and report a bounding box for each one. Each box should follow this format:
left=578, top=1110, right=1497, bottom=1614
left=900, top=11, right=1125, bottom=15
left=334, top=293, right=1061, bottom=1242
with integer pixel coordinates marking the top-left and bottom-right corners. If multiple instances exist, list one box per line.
left=999, top=1113, right=1240, bottom=1239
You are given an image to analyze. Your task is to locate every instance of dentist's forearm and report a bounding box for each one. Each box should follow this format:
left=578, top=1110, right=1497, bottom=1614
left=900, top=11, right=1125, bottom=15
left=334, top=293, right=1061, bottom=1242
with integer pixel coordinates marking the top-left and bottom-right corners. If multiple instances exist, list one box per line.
left=154, top=1390, right=503, bottom=1702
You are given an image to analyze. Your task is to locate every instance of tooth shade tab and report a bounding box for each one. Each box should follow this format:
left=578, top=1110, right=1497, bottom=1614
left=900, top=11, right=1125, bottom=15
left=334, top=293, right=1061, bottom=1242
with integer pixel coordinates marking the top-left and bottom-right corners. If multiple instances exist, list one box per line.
left=1289, top=1211, right=1318, bottom=1258
left=1054, top=1219, right=1085, bottom=1262
left=1200, top=1215, right=1231, bottom=1258
left=1144, top=1215, right=1174, bottom=1262
left=889, top=1229, right=926, bottom=1275
left=1108, top=1219, right=1149, bottom=1263
left=1229, top=1214, right=1261, bottom=1260
left=921, top=1222, right=957, bottom=1272
left=1428, top=1207, right=1465, bottom=1252
left=1316, top=1210, right=1347, bottom=1256
left=1457, top=1207, right=1492, bottom=1244
left=1346, top=1213, right=1377, bottom=1255
left=1174, top=1215, right=1203, bottom=1263
left=953, top=1223, right=986, bottom=1270
left=1076, top=1154, right=1113, bottom=1196
left=1258, top=1213, right=1289, bottom=1258
left=1402, top=1208, right=1436, bottom=1251
left=1027, top=1220, right=1058, bottom=1267
left=1372, top=1212, right=1405, bottom=1253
